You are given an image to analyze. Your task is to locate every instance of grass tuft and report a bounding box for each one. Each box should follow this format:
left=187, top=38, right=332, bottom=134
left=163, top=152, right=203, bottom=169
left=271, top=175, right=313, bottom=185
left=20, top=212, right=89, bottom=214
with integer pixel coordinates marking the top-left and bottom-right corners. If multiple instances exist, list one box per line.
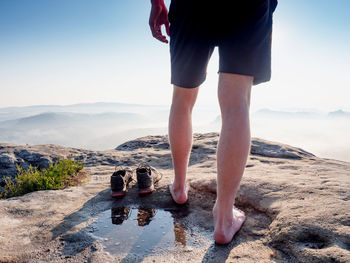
left=0, top=157, right=85, bottom=199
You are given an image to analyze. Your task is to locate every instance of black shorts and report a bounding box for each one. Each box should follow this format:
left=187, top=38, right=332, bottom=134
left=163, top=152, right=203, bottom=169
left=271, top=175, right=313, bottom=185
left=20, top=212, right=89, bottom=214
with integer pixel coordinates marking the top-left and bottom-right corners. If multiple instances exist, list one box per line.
left=168, top=0, right=278, bottom=88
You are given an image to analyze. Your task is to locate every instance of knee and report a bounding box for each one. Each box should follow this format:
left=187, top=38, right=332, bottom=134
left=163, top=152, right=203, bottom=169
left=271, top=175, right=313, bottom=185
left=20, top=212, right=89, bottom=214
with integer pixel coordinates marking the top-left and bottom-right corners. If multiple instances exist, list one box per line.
left=218, top=75, right=252, bottom=117
left=220, top=102, right=250, bottom=121
left=171, top=85, right=199, bottom=112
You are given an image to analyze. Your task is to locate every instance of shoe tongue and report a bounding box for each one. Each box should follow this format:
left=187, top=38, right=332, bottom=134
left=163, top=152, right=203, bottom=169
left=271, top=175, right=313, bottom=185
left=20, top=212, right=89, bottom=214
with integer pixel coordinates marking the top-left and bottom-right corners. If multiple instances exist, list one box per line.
left=138, top=168, right=149, bottom=174
left=115, top=170, right=126, bottom=176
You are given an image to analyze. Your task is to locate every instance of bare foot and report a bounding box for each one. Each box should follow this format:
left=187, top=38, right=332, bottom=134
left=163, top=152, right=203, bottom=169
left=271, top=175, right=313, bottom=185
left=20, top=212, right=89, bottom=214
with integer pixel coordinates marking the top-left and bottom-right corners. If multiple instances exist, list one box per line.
left=213, top=205, right=246, bottom=245
left=169, top=183, right=188, bottom=204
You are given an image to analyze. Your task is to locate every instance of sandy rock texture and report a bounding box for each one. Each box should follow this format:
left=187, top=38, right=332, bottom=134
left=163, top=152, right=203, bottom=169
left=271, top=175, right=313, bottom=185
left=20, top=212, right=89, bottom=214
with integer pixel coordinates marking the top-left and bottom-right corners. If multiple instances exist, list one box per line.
left=0, top=132, right=349, bottom=263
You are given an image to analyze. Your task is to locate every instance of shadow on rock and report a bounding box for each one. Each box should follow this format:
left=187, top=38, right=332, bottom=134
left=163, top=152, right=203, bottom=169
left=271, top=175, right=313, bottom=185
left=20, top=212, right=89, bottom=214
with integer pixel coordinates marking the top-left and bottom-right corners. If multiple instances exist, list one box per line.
left=201, top=241, right=242, bottom=263
left=51, top=189, right=112, bottom=240
left=50, top=189, right=112, bottom=257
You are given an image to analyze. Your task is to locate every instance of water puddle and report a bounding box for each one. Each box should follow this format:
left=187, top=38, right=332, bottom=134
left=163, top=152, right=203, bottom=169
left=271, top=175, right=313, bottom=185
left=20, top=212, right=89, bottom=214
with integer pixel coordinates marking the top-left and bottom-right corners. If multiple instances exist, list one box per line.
left=90, top=206, right=211, bottom=256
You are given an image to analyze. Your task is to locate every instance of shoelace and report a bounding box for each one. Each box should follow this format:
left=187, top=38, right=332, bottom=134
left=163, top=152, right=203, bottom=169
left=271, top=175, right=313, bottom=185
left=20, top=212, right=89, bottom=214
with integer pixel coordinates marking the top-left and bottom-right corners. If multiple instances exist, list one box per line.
left=114, top=165, right=137, bottom=184
left=114, top=163, right=163, bottom=183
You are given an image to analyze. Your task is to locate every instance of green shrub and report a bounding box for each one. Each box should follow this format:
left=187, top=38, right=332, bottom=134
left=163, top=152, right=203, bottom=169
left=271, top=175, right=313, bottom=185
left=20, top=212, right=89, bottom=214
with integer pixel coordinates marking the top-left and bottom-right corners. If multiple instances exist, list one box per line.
left=1, top=157, right=85, bottom=199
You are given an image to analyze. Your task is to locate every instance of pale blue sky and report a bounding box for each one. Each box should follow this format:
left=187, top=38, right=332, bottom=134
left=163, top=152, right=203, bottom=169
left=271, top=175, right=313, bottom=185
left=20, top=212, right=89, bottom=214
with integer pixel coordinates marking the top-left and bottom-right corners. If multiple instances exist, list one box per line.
left=0, top=0, right=349, bottom=111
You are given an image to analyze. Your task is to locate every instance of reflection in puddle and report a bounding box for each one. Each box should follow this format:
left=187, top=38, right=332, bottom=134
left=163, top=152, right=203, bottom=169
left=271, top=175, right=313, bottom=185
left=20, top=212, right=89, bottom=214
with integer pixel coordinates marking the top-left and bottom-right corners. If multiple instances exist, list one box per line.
left=111, top=207, right=131, bottom=225
left=91, top=206, right=210, bottom=256
left=136, top=207, right=156, bottom=227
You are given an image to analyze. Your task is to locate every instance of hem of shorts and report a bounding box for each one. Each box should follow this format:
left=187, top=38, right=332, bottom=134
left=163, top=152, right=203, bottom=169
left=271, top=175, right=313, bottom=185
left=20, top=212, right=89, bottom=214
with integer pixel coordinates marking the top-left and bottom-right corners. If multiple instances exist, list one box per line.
left=170, top=77, right=206, bottom=89
left=253, top=77, right=271, bottom=86
left=218, top=70, right=270, bottom=86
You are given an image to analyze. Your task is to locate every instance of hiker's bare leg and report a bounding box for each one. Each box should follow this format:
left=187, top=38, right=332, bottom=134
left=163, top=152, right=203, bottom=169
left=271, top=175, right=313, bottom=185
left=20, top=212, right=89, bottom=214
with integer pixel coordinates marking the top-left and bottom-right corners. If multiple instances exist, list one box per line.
left=168, top=85, right=199, bottom=204
left=213, top=73, right=252, bottom=244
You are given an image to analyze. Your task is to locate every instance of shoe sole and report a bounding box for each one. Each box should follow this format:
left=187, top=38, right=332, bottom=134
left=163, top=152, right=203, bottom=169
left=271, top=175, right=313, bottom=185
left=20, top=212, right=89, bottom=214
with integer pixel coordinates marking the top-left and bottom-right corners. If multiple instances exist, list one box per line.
left=138, top=190, right=153, bottom=195
left=111, top=191, right=127, bottom=198
left=138, top=186, right=154, bottom=195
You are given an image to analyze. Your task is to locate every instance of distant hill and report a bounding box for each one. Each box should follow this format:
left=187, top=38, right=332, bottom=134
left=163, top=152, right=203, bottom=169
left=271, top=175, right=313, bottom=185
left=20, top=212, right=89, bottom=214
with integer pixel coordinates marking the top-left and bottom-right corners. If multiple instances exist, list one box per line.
left=253, top=108, right=323, bottom=119
left=1, top=104, right=349, bottom=161
left=0, top=102, right=168, bottom=122
left=0, top=112, right=148, bottom=129
left=0, top=111, right=154, bottom=148
left=328, top=109, right=350, bottom=118
left=210, top=108, right=350, bottom=126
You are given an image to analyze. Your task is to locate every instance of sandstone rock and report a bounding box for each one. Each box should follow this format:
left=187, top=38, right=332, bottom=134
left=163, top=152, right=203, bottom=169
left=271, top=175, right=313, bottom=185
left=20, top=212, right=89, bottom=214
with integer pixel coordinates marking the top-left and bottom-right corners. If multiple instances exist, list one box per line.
left=0, top=133, right=349, bottom=263
left=116, top=135, right=170, bottom=151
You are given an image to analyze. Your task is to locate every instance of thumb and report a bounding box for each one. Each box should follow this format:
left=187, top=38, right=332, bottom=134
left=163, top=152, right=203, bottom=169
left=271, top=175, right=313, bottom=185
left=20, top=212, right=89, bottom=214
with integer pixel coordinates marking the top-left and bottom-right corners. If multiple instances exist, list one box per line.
left=165, top=22, right=170, bottom=37
left=165, top=16, right=170, bottom=36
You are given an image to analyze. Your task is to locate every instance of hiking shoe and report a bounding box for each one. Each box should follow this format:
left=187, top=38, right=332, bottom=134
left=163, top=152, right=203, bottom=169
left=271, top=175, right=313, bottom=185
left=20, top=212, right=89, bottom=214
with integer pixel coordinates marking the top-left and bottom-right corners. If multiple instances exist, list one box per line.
left=110, top=166, right=134, bottom=198
left=136, top=163, right=162, bottom=194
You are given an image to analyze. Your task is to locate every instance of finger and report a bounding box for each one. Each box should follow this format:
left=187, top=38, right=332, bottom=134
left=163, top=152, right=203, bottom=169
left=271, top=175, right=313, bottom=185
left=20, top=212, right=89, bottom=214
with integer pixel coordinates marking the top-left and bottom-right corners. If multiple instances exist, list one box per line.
left=158, top=38, right=168, bottom=43
left=155, top=33, right=168, bottom=43
left=165, top=22, right=170, bottom=37
left=154, top=26, right=168, bottom=43
left=164, top=17, right=170, bottom=36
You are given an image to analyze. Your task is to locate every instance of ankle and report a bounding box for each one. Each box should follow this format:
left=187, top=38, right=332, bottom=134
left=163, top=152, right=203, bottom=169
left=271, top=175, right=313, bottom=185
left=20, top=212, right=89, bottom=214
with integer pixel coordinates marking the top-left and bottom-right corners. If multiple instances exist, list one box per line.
left=213, top=201, right=235, bottom=220
left=172, top=180, right=187, bottom=192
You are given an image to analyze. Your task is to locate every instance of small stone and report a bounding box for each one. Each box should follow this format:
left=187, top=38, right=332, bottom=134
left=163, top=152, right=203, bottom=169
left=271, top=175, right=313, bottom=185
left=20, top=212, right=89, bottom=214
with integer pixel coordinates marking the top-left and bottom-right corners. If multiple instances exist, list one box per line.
left=184, top=247, right=193, bottom=252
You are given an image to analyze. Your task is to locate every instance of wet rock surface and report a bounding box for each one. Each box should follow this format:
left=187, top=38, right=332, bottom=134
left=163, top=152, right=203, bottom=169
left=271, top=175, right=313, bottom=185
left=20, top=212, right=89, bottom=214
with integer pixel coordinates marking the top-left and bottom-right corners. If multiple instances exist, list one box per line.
left=0, top=132, right=349, bottom=262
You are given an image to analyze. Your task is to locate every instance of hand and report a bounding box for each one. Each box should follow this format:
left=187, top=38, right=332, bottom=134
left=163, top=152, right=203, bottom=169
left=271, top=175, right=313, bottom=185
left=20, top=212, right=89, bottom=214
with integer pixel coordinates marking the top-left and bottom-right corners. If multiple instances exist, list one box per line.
left=149, top=0, right=170, bottom=43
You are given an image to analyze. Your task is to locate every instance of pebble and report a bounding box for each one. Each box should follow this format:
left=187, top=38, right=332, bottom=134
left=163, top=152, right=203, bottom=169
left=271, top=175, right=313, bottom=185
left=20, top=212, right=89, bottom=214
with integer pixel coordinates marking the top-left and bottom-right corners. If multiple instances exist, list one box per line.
left=184, top=247, right=194, bottom=252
